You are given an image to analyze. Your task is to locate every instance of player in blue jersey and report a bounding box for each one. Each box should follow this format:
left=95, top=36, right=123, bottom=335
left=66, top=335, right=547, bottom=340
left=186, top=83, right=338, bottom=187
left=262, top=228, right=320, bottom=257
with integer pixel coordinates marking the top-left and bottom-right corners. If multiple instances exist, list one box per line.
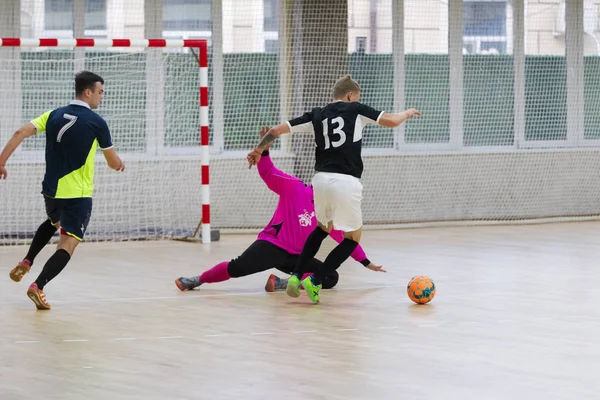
left=0, top=71, right=125, bottom=310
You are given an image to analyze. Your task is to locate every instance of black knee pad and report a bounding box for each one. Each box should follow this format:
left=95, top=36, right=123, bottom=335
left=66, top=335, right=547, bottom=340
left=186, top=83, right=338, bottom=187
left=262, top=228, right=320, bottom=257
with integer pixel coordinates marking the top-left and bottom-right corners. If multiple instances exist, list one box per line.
left=322, top=270, right=339, bottom=289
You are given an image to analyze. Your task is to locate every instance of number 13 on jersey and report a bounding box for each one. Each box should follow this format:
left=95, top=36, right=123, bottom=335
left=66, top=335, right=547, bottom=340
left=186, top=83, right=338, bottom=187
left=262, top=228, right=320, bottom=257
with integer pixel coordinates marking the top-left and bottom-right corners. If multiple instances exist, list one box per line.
left=321, top=117, right=349, bottom=149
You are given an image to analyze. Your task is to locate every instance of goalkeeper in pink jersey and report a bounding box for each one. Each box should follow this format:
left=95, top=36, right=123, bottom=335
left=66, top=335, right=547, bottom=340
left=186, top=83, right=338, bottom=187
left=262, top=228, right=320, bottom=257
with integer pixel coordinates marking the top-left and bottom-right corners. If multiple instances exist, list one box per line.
left=175, top=127, right=385, bottom=293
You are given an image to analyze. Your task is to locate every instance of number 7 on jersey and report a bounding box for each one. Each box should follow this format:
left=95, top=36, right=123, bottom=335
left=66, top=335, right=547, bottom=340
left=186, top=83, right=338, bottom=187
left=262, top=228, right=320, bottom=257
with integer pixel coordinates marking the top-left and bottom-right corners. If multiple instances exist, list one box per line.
left=57, top=113, right=78, bottom=143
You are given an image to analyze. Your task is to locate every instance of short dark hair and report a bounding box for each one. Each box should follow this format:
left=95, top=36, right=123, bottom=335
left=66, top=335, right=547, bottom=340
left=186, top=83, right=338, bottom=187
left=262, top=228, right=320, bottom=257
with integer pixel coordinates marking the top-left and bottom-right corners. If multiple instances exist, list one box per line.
left=75, top=71, right=104, bottom=96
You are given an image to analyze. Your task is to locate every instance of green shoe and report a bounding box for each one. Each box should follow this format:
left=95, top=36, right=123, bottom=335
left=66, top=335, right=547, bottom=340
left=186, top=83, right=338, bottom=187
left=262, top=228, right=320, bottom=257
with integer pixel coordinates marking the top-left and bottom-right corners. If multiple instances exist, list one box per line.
left=301, top=276, right=322, bottom=303
left=286, top=275, right=301, bottom=298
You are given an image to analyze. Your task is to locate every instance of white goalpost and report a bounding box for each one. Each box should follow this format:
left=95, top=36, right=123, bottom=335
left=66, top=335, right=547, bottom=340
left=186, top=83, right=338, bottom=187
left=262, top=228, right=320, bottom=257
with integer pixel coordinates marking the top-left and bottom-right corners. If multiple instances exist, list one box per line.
left=0, top=38, right=216, bottom=245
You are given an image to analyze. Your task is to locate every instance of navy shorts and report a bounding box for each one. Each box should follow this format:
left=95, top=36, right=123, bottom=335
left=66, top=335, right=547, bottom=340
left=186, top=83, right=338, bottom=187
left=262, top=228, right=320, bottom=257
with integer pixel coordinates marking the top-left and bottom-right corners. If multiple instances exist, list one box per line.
left=44, top=195, right=93, bottom=241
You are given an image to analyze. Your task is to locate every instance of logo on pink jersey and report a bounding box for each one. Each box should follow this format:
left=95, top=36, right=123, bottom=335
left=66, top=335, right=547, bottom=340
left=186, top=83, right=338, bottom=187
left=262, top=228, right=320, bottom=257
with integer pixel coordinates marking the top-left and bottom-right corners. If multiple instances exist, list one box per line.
left=298, top=210, right=315, bottom=227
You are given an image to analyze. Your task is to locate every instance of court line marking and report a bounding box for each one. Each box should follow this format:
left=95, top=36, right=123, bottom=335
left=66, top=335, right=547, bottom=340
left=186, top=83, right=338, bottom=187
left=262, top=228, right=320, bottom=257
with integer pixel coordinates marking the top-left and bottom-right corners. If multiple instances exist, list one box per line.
left=294, top=330, right=317, bottom=333
left=157, top=336, right=183, bottom=339
left=250, top=332, right=274, bottom=335
left=14, top=340, right=39, bottom=344
left=63, top=339, right=88, bottom=343
left=112, top=338, right=137, bottom=341
left=337, top=328, right=358, bottom=331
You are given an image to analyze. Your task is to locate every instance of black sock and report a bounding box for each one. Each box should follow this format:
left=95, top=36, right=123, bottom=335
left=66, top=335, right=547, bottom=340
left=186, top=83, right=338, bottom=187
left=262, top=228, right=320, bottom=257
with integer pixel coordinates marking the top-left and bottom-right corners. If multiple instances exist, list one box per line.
left=313, top=239, right=359, bottom=285
left=293, top=227, right=329, bottom=276
left=25, top=219, right=58, bottom=265
left=34, top=249, right=71, bottom=290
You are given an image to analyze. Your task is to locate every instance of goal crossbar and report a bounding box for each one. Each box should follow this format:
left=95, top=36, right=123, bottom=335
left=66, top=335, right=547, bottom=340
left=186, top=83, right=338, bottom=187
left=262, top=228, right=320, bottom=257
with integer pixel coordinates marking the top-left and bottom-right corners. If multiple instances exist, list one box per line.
left=0, top=38, right=213, bottom=244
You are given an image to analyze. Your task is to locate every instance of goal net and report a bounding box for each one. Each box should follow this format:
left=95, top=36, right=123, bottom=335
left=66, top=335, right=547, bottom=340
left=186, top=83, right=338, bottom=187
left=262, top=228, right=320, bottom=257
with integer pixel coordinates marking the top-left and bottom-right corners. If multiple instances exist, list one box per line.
left=208, top=0, right=600, bottom=232
left=2, top=0, right=600, bottom=246
left=0, top=39, right=210, bottom=245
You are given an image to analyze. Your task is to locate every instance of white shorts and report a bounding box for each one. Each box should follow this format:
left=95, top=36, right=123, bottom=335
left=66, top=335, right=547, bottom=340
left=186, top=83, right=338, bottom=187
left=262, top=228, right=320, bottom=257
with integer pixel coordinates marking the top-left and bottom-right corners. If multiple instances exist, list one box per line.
left=311, top=172, right=363, bottom=232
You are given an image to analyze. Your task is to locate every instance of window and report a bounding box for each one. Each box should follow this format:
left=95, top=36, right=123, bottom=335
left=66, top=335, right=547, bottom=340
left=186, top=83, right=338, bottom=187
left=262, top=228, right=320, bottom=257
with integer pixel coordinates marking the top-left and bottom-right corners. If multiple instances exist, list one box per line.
left=463, top=1, right=508, bottom=55
left=356, top=36, right=367, bottom=54
left=163, top=0, right=212, bottom=31
left=85, top=0, right=106, bottom=30
left=264, top=0, right=278, bottom=32
left=44, top=0, right=106, bottom=31
left=263, top=0, right=279, bottom=54
left=265, top=39, right=278, bottom=53
left=464, top=1, right=506, bottom=37
left=21, top=11, right=33, bottom=38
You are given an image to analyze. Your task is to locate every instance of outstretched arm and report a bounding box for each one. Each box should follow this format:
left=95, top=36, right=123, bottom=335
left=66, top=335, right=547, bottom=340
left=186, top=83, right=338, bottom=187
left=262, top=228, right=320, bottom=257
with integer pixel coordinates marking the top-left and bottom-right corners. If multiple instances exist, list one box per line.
left=256, top=127, right=301, bottom=195
left=329, top=229, right=386, bottom=272
left=0, top=122, right=38, bottom=179
left=378, top=108, right=421, bottom=128
left=247, top=123, right=290, bottom=168
left=255, top=123, right=290, bottom=153
left=247, top=111, right=314, bottom=168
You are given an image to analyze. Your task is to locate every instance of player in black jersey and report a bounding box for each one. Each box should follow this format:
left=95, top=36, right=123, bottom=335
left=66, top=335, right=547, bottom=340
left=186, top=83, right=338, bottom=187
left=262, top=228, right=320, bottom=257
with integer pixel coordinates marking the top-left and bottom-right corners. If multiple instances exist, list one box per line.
left=247, top=74, right=420, bottom=303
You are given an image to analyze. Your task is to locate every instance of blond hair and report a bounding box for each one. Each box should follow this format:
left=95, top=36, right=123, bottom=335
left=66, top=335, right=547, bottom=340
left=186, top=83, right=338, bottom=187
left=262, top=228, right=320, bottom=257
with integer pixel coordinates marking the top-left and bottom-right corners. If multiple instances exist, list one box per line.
left=332, top=74, right=361, bottom=99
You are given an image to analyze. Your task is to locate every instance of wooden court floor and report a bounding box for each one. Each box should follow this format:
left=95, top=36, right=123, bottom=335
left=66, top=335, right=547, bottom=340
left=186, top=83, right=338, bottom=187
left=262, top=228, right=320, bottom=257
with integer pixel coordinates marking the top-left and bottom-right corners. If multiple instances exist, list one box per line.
left=1, top=222, right=599, bottom=400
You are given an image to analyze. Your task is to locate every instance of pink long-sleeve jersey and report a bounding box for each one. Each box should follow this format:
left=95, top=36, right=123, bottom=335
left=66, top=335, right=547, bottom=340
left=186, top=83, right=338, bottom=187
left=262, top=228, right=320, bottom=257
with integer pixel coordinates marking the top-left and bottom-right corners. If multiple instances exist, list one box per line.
left=256, top=152, right=368, bottom=264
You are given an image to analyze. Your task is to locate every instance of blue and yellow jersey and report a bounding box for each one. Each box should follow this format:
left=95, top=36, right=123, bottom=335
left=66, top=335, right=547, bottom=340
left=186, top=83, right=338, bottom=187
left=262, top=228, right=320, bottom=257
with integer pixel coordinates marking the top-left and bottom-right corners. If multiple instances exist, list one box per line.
left=31, top=100, right=113, bottom=199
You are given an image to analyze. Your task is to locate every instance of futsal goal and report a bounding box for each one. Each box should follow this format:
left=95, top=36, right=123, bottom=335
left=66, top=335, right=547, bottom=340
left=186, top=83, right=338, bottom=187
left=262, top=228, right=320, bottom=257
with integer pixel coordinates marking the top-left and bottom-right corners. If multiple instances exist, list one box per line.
left=0, top=38, right=215, bottom=245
